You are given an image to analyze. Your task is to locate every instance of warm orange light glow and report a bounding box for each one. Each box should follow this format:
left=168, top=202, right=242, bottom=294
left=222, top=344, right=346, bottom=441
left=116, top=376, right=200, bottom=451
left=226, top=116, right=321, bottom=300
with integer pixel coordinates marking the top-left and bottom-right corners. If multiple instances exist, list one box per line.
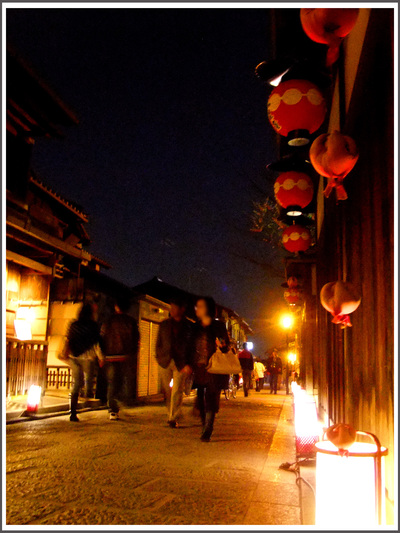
left=315, top=440, right=386, bottom=527
left=14, top=320, right=32, bottom=341
left=288, top=352, right=297, bottom=364
left=27, top=385, right=42, bottom=413
left=281, top=314, right=294, bottom=329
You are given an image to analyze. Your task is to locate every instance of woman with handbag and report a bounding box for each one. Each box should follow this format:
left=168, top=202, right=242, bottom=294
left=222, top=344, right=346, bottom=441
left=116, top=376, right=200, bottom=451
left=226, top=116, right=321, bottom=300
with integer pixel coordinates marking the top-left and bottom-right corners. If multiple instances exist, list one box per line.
left=190, top=297, right=231, bottom=442
left=62, top=303, right=103, bottom=422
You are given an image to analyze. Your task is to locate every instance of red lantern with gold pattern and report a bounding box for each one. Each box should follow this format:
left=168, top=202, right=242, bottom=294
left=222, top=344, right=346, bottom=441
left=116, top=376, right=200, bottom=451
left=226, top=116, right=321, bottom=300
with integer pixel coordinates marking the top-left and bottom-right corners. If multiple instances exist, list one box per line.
left=300, top=9, right=359, bottom=66
left=282, top=225, right=312, bottom=253
left=284, top=288, right=302, bottom=306
left=274, top=171, right=314, bottom=216
left=267, top=79, right=326, bottom=146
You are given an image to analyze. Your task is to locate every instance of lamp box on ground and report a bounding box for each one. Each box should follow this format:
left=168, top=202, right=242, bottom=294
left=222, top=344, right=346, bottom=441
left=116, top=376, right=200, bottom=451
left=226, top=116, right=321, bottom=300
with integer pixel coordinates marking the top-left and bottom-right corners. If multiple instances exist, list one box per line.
left=26, top=385, right=42, bottom=414
left=315, top=433, right=388, bottom=527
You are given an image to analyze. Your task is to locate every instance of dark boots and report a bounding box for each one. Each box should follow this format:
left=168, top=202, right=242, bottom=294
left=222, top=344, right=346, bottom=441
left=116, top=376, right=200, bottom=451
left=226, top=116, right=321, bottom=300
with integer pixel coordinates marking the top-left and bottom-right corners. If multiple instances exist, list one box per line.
left=201, top=411, right=215, bottom=442
left=69, top=393, right=79, bottom=422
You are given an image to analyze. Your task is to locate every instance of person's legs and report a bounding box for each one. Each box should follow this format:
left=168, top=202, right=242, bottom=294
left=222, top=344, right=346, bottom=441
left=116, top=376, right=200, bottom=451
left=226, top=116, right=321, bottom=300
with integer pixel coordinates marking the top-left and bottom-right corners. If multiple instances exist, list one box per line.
left=159, top=362, right=173, bottom=419
left=271, top=373, right=278, bottom=393
left=196, top=386, right=206, bottom=426
left=107, top=362, right=123, bottom=416
left=201, top=378, right=220, bottom=442
left=69, top=357, right=84, bottom=421
left=83, top=359, right=96, bottom=399
left=170, top=363, right=186, bottom=424
left=259, top=377, right=264, bottom=390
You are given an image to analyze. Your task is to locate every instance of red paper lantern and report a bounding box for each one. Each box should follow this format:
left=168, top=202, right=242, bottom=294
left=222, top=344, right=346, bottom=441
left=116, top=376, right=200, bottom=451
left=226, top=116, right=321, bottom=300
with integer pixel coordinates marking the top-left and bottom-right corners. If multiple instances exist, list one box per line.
left=274, top=171, right=314, bottom=215
left=320, top=280, right=361, bottom=328
left=287, top=276, right=299, bottom=289
left=300, top=9, right=359, bottom=66
left=282, top=225, right=312, bottom=253
left=310, top=131, right=359, bottom=201
left=284, top=288, right=302, bottom=306
left=267, top=79, right=326, bottom=146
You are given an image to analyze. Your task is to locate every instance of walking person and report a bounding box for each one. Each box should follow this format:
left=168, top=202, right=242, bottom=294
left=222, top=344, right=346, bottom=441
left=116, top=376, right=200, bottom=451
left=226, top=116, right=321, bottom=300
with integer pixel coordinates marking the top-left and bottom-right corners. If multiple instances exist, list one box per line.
left=254, top=359, right=266, bottom=391
left=101, top=297, right=139, bottom=420
left=238, top=342, right=254, bottom=397
left=190, top=297, right=230, bottom=442
left=156, top=297, right=193, bottom=428
left=266, top=349, right=282, bottom=394
left=63, top=303, right=103, bottom=422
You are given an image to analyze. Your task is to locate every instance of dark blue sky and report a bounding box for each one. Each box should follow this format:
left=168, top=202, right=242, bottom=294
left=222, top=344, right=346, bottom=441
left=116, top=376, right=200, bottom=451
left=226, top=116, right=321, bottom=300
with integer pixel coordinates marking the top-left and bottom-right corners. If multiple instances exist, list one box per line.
left=7, top=8, right=289, bottom=353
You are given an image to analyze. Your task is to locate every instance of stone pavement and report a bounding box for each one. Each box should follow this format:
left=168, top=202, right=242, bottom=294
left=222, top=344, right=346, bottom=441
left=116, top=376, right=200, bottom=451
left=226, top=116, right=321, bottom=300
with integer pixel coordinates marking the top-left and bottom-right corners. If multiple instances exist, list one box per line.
left=6, top=389, right=301, bottom=526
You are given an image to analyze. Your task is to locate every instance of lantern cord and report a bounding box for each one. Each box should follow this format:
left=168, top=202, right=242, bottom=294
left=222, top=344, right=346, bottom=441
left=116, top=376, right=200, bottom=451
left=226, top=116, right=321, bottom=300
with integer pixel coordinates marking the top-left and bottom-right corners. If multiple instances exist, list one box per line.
left=279, top=459, right=316, bottom=525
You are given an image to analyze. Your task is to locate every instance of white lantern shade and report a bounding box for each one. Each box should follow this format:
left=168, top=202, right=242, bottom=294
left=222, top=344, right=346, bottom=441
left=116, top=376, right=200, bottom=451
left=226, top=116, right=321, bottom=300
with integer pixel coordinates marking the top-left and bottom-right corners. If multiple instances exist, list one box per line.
left=315, top=440, right=387, bottom=527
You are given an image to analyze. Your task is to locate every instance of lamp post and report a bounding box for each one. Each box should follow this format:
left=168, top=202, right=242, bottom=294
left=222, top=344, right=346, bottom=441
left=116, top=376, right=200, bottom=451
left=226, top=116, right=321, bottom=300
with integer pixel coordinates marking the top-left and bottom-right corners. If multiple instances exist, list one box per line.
left=281, top=314, right=294, bottom=394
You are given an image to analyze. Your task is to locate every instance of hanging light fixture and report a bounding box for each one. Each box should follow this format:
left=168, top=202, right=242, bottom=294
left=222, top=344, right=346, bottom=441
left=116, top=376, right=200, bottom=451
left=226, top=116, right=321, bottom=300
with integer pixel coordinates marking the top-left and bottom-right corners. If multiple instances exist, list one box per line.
left=282, top=224, right=312, bottom=253
left=274, top=171, right=314, bottom=217
left=267, top=79, right=327, bottom=146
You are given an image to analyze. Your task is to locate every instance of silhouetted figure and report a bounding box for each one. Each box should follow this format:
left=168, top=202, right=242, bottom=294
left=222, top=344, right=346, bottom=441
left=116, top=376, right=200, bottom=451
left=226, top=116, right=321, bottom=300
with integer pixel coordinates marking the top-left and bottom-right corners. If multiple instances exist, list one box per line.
left=156, top=296, right=193, bottom=428
left=190, top=297, right=230, bottom=442
left=266, top=349, right=282, bottom=395
left=238, top=342, right=254, bottom=397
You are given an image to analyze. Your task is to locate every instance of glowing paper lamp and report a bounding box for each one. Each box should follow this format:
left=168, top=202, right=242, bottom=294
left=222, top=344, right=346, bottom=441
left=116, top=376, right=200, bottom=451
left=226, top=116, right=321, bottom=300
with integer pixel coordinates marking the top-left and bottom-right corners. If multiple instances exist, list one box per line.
left=26, top=385, right=42, bottom=414
left=293, top=387, right=320, bottom=457
left=274, top=171, right=314, bottom=216
left=309, top=131, right=359, bottom=201
left=14, top=307, right=35, bottom=341
left=282, top=225, right=312, bottom=253
left=267, top=79, right=326, bottom=146
left=315, top=430, right=388, bottom=527
left=300, top=8, right=359, bottom=66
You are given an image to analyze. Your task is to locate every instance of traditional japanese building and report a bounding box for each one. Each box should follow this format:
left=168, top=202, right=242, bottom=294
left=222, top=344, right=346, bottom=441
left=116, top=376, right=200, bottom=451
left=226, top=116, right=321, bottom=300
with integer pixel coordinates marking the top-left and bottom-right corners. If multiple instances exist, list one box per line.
left=269, top=8, right=394, bottom=521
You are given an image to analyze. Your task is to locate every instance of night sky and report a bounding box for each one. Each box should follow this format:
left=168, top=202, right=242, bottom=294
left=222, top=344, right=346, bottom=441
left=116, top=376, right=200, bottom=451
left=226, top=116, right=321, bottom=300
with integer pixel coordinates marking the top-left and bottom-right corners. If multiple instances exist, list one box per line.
left=7, top=7, right=290, bottom=353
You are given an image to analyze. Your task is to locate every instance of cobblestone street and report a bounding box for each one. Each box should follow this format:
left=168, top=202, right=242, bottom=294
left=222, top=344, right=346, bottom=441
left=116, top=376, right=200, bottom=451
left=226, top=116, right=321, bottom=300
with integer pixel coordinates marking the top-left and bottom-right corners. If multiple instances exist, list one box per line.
left=6, top=390, right=301, bottom=526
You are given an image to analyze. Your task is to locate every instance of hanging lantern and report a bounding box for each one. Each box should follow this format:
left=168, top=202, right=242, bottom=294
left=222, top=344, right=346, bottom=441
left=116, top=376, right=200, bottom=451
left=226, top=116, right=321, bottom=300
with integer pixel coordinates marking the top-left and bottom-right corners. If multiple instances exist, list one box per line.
left=274, top=171, right=314, bottom=216
left=310, top=130, right=359, bottom=201
left=282, top=225, right=312, bottom=253
left=320, top=280, right=361, bottom=328
left=315, top=429, right=388, bottom=527
left=284, top=288, right=302, bottom=306
left=300, top=8, right=359, bottom=66
left=267, top=79, right=326, bottom=146
left=287, top=276, right=299, bottom=289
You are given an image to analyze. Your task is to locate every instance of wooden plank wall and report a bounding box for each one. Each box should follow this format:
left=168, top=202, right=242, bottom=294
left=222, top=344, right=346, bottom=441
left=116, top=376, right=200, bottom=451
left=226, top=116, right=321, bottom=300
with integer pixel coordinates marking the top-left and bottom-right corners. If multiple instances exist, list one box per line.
left=307, top=9, right=394, bottom=505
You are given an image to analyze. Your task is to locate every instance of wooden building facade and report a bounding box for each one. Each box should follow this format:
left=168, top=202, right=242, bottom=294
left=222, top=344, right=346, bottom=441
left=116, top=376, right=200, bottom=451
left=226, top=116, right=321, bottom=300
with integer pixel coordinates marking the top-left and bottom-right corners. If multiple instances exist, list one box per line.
left=284, top=9, right=395, bottom=517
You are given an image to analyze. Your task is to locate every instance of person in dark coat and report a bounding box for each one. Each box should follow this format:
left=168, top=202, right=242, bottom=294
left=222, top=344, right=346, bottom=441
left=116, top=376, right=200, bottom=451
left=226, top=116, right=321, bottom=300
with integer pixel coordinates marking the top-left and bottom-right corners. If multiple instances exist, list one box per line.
left=65, top=303, right=102, bottom=422
left=266, top=349, right=282, bottom=394
left=190, top=297, right=230, bottom=442
left=156, top=296, right=193, bottom=428
left=101, top=297, right=139, bottom=420
left=238, top=342, right=254, bottom=397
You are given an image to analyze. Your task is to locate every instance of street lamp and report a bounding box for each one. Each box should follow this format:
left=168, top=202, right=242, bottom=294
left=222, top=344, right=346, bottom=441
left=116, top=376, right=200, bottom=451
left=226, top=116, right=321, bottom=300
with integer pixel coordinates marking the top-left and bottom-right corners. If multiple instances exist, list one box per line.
left=281, top=314, right=294, bottom=394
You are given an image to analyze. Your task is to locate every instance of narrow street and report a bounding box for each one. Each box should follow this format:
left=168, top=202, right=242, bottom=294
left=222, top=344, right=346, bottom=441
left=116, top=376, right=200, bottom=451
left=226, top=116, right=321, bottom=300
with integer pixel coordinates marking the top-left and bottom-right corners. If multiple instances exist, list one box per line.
left=6, top=390, right=301, bottom=526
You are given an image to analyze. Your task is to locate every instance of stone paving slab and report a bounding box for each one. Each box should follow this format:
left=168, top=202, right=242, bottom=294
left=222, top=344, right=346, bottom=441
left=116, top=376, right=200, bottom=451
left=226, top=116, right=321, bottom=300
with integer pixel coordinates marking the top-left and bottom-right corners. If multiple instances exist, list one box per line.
left=6, top=390, right=301, bottom=526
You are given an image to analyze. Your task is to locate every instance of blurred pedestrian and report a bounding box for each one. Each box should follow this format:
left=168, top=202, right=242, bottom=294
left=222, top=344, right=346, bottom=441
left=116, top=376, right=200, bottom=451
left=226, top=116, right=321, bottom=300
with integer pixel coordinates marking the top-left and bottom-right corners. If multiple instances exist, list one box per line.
left=63, top=303, right=103, bottom=422
left=254, top=359, right=266, bottom=391
left=156, top=296, right=193, bottom=428
left=190, top=297, right=230, bottom=442
left=101, top=297, right=139, bottom=420
left=238, top=342, right=254, bottom=397
left=266, top=349, right=282, bottom=395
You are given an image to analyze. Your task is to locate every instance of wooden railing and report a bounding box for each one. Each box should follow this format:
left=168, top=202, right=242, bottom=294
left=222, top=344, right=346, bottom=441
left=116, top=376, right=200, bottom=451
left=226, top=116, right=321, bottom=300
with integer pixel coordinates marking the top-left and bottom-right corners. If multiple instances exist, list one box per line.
left=6, top=339, right=48, bottom=396
left=46, top=366, right=72, bottom=390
